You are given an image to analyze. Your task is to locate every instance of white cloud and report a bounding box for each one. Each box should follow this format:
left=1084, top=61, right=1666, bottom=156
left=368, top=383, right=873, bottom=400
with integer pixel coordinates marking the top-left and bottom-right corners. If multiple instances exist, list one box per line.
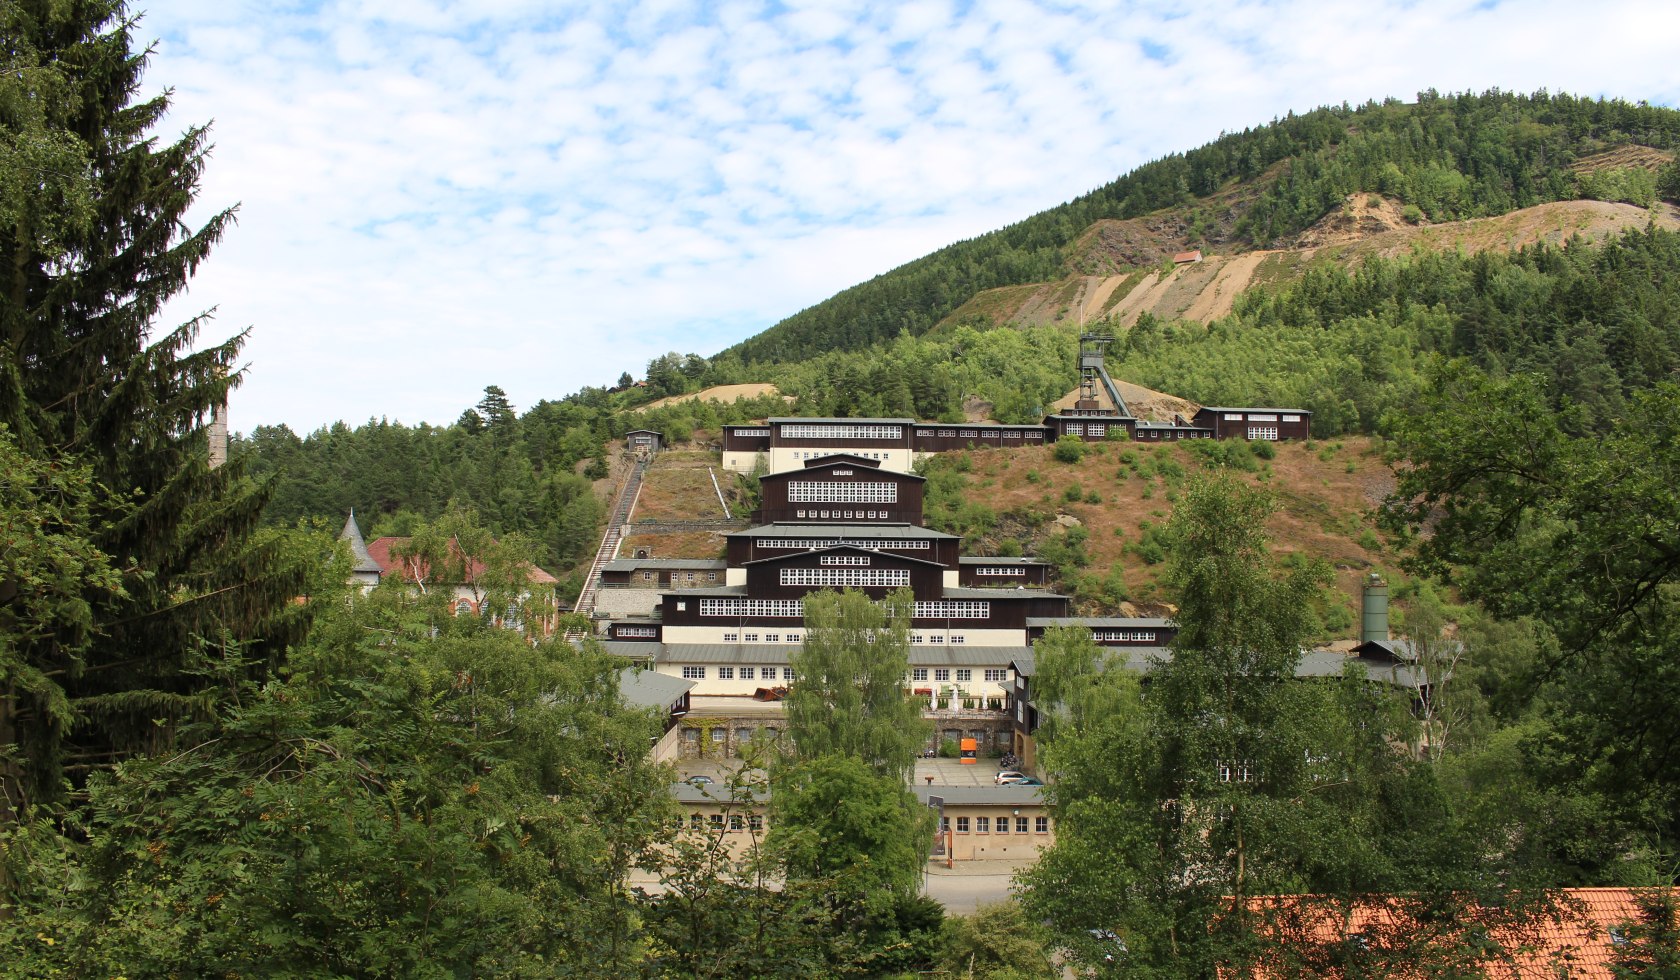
left=136, top=0, right=1680, bottom=432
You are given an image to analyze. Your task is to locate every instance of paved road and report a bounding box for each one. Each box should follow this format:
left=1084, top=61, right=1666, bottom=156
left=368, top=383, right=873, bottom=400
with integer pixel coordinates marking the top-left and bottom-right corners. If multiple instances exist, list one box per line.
left=921, top=859, right=1033, bottom=913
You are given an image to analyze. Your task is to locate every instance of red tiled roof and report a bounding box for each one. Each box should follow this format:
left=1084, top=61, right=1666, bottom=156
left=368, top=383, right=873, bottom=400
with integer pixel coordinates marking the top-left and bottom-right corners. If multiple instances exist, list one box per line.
left=1173, top=249, right=1204, bottom=263
left=1225, top=888, right=1671, bottom=979
left=366, top=536, right=558, bottom=586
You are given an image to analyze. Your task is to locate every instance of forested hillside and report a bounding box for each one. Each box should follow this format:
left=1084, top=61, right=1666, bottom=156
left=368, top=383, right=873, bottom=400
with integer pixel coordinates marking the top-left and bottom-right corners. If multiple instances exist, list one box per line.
left=719, top=90, right=1680, bottom=364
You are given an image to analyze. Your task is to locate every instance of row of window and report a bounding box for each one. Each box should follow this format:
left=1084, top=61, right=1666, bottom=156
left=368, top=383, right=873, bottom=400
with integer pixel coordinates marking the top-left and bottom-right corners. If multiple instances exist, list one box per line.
left=792, top=509, right=893, bottom=520
left=909, top=634, right=968, bottom=645
left=1062, top=423, right=1108, bottom=437
left=780, top=568, right=911, bottom=587
left=1222, top=413, right=1301, bottom=423
left=781, top=424, right=903, bottom=440
left=821, top=554, right=871, bottom=565
left=757, top=538, right=930, bottom=550
left=720, top=632, right=802, bottom=643
left=913, top=600, right=991, bottom=619
left=683, top=813, right=766, bottom=832
left=1091, top=629, right=1157, bottom=642
left=695, top=598, right=992, bottom=620
left=971, top=567, right=1026, bottom=576
left=789, top=450, right=892, bottom=461
left=699, top=598, right=804, bottom=618
left=616, top=626, right=658, bottom=638
left=681, top=666, right=798, bottom=681
left=1247, top=426, right=1279, bottom=441
left=909, top=668, right=1010, bottom=683
left=941, top=815, right=1049, bottom=834
left=788, top=480, right=898, bottom=503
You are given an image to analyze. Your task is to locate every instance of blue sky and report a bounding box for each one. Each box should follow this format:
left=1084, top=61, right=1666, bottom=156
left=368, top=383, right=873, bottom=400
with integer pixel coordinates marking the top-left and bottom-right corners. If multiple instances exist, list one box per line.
left=141, top=0, right=1680, bottom=432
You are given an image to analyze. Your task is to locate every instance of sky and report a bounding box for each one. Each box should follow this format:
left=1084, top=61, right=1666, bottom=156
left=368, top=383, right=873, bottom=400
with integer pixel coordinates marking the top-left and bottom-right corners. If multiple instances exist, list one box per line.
left=138, top=0, right=1680, bottom=433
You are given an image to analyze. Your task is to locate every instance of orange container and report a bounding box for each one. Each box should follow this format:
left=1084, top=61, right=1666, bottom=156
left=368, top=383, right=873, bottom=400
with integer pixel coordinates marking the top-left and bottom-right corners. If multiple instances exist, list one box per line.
left=959, top=738, right=977, bottom=764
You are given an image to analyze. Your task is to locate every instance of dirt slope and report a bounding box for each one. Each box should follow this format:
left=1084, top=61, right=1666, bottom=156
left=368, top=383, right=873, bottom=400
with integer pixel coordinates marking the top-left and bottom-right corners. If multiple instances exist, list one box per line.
left=644, top=383, right=792, bottom=411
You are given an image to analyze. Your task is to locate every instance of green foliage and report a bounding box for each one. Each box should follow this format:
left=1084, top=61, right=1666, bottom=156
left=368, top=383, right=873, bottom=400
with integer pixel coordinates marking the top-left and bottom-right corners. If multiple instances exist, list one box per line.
left=769, top=753, right=931, bottom=902
left=936, top=902, right=1058, bottom=979
left=785, top=589, right=929, bottom=783
left=1052, top=435, right=1086, bottom=463
left=1383, top=362, right=1680, bottom=866
left=1577, top=166, right=1659, bottom=207
left=0, top=1, right=315, bottom=815
left=0, top=591, right=670, bottom=976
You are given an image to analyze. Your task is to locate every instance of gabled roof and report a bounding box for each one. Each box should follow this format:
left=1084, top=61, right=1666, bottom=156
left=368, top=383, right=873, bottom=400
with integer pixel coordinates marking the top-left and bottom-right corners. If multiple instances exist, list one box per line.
left=795, top=453, right=884, bottom=469
left=617, top=667, right=693, bottom=709
left=1027, top=616, right=1172, bottom=628
left=601, top=558, right=728, bottom=572
left=1195, top=406, right=1314, bottom=415
left=961, top=556, right=1051, bottom=566
left=338, top=511, right=383, bottom=574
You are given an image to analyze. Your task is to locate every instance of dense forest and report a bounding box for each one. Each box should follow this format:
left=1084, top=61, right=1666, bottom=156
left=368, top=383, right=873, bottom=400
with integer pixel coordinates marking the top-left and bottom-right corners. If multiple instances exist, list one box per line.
left=7, top=5, right=1680, bottom=972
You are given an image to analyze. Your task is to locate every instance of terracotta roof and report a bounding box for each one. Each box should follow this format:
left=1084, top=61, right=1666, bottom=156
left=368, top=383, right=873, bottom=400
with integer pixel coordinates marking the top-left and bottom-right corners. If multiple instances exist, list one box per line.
left=1173, top=249, right=1204, bottom=263
left=365, top=536, right=559, bottom=586
left=1227, top=888, right=1672, bottom=979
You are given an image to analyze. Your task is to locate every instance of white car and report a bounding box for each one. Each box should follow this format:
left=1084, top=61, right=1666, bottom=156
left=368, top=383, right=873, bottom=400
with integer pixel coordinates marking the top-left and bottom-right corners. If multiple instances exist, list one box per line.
left=995, top=770, right=1027, bottom=785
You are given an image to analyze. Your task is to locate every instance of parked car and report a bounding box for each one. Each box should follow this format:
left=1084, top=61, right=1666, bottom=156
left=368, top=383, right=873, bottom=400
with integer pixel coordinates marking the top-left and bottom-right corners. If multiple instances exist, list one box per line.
left=1012, top=776, right=1044, bottom=786
left=995, top=770, right=1026, bottom=785
left=683, top=774, right=714, bottom=786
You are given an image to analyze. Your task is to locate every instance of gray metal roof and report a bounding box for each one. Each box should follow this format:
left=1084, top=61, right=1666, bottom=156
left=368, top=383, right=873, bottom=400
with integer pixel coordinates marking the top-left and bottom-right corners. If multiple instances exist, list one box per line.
left=731, top=523, right=956, bottom=541
left=1196, top=407, right=1313, bottom=415
left=912, top=784, right=1045, bottom=807
left=940, top=587, right=1069, bottom=600
left=602, top=558, right=728, bottom=572
left=960, top=556, right=1050, bottom=566
left=1027, top=616, right=1173, bottom=628
left=617, top=667, right=694, bottom=709
left=594, top=640, right=664, bottom=659
left=670, top=781, right=771, bottom=804
left=1011, top=646, right=1425, bottom=689
left=740, top=545, right=947, bottom=570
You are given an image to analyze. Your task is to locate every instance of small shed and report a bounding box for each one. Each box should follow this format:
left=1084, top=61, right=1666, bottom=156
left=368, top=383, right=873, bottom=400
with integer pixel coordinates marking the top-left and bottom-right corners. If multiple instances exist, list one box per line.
left=626, top=429, right=663, bottom=454
left=1173, top=249, right=1204, bottom=264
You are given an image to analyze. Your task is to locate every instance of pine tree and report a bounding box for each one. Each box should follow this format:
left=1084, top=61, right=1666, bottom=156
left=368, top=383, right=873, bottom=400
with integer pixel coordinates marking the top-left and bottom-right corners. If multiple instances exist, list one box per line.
left=0, top=1, right=313, bottom=816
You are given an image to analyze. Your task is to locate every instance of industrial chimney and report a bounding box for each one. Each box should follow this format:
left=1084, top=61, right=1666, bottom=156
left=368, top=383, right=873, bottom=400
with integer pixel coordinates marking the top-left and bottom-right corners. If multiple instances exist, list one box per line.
left=1361, top=573, right=1389, bottom=644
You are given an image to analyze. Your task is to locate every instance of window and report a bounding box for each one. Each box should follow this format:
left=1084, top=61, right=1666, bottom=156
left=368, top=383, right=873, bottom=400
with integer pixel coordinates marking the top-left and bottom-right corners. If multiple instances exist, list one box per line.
left=681, top=666, right=705, bottom=679
left=781, top=423, right=902, bottom=440
left=912, top=668, right=928, bottom=681
left=780, top=568, right=910, bottom=587
left=1223, top=413, right=1244, bottom=421
left=709, top=813, right=724, bottom=829
left=717, top=667, right=734, bottom=680
left=911, top=634, right=924, bottom=644
left=764, top=634, right=779, bottom=643
left=976, top=816, right=989, bottom=832
left=934, top=669, right=950, bottom=682
left=455, top=599, right=473, bottom=616
left=743, top=633, right=758, bottom=642
left=1218, top=760, right=1255, bottom=783
left=761, top=666, right=775, bottom=678
left=748, top=814, right=763, bottom=831
left=1087, top=423, right=1106, bottom=437
left=690, top=813, right=703, bottom=829
left=707, top=571, right=717, bottom=582
left=1282, top=414, right=1301, bottom=423
left=950, top=635, right=965, bottom=644
left=1016, top=817, right=1028, bottom=833
left=1035, top=816, right=1049, bottom=833
left=722, top=632, right=739, bottom=642
left=955, top=817, right=970, bottom=833
left=984, top=669, right=1008, bottom=682
left=940, top=816, right=950, bottom=832
left=1066, top=423, right=1084, bottom=436
left=711, top=729, right=725, bottom=743
left=1247, top=413, right=1277, bottom=422
left=1247, top=425, right=1278, bottom=441
left=684, top=728, right=699, bottom=742
left=975, top=567, right=1025, bottom=576
left=929, top=635, right=943, bottom=643
left=955, top=669, right=971, bottom=683
left=914, top=601, right=991, bottom=619
left=786, top=634, right=800, bottom=643
left=740, top=667, right=755, bottom=680
left=820, top=554, right=871, bottom=565
left=618, top=625, right=657, bottom=638
left=758, top=538, right=929, bottom=551
left=782, top=667, right=796, bottom=681
left=788, top=481, right=897, bottom=503
left=641, top=571, right=654, bottom=581
left=685, top=572, right=695, bottom=582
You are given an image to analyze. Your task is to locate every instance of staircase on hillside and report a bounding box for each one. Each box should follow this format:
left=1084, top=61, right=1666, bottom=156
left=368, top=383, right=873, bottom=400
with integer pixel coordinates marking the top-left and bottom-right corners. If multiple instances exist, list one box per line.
left=569, top=455, right=649, bottom=634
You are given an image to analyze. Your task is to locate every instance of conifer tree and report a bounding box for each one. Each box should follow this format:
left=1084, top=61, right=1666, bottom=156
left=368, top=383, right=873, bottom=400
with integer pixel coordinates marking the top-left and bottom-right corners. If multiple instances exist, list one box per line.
left=0, top=1, right=312, bottom=815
